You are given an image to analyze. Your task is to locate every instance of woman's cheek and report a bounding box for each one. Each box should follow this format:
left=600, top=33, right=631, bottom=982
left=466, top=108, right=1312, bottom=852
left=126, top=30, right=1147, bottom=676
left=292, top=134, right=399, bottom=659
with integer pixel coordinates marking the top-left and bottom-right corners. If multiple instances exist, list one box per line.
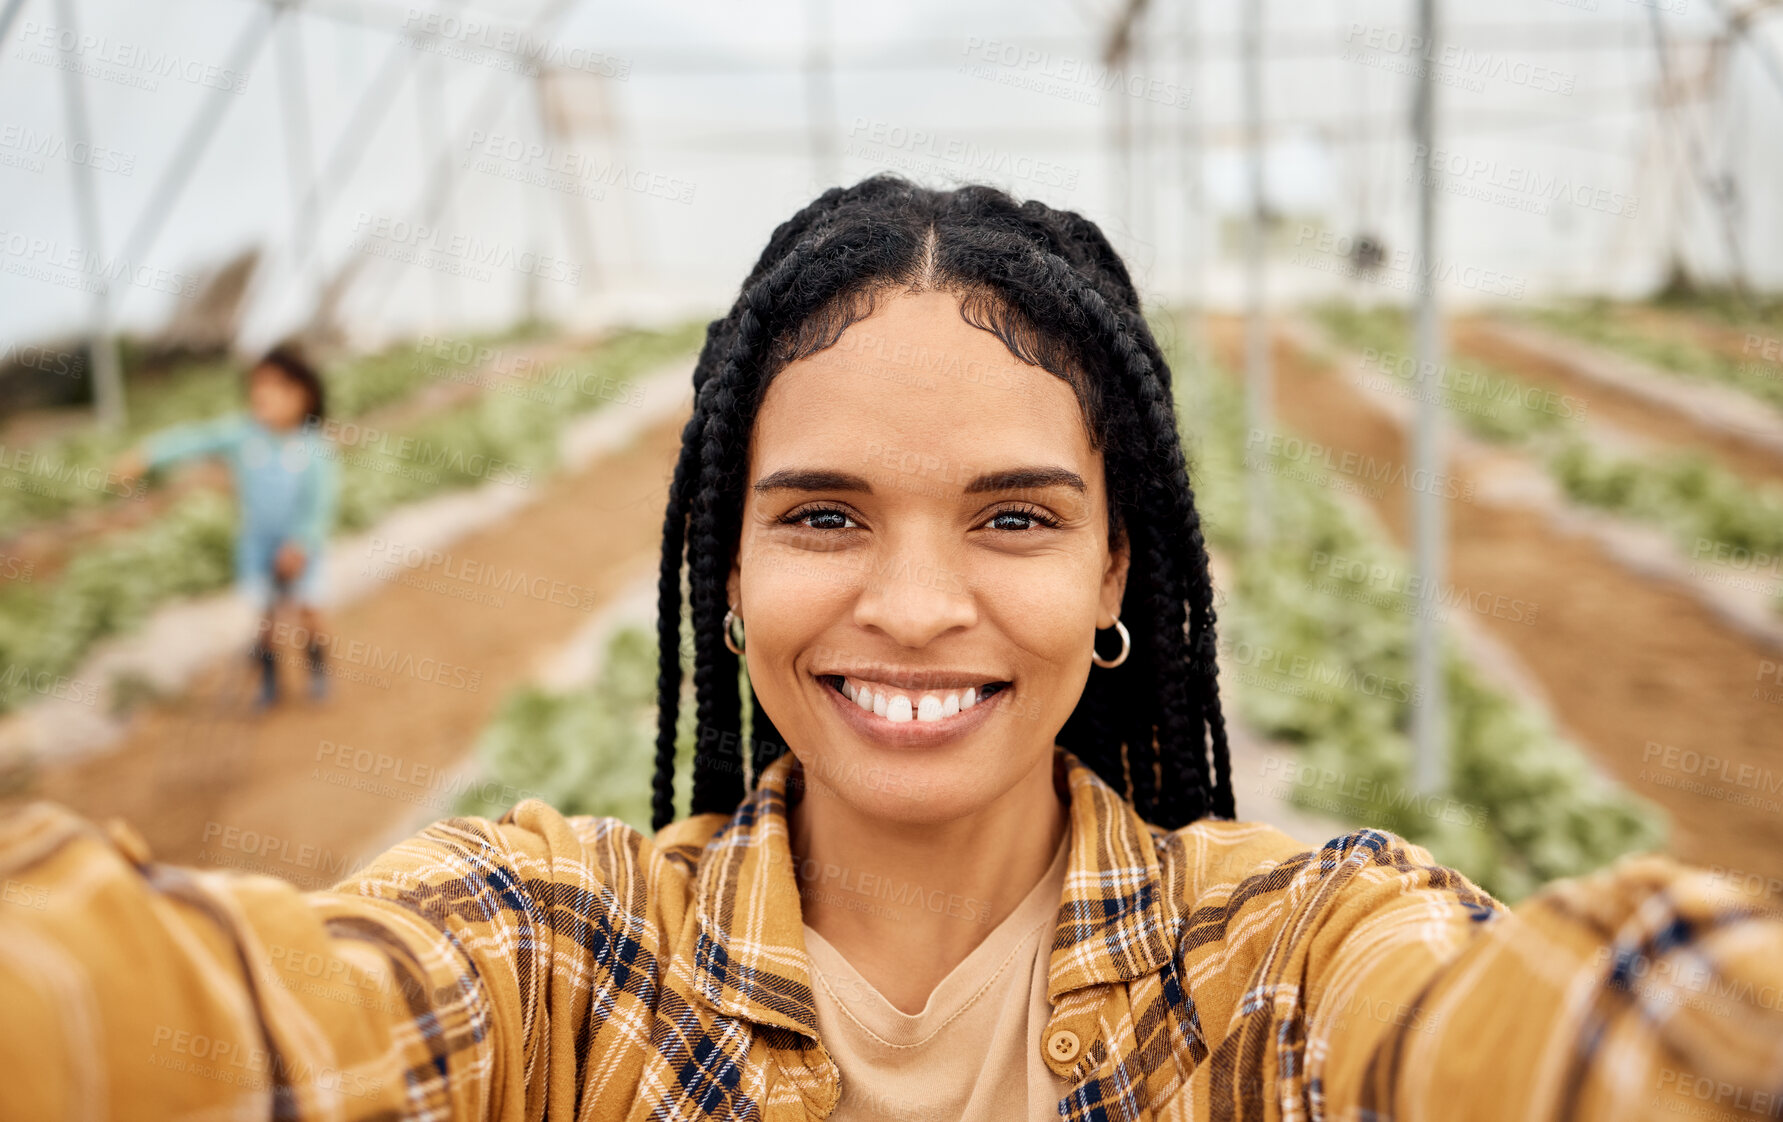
left=739, top=540, right=860, bottom=699
left=979, top=550, right=1103, bottom=657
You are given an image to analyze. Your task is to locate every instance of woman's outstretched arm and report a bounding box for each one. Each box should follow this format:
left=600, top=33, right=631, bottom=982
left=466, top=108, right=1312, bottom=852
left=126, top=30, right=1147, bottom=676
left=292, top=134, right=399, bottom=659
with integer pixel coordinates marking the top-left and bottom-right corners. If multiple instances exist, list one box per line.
left=0, top=798, right=689, bottom=1120
left=1169, top=825, right=1783, bottom=1121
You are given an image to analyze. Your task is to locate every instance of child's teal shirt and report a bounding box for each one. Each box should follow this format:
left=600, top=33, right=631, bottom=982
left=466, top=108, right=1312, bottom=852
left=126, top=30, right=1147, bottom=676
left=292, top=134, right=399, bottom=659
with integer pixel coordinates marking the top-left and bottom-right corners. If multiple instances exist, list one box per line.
left=145, top=415, right=338, bottom=557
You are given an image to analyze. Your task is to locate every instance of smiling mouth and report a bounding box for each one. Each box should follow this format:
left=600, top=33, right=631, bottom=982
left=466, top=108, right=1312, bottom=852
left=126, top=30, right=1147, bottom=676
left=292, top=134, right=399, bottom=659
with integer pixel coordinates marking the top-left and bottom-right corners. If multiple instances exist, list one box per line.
left=818, top=675, right=1011, bottom=723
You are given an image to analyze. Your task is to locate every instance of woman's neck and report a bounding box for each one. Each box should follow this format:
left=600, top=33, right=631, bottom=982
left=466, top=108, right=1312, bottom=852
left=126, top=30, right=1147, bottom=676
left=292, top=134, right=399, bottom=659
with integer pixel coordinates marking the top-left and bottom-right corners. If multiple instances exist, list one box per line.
left=787, top=748, right=1069, bottom=1015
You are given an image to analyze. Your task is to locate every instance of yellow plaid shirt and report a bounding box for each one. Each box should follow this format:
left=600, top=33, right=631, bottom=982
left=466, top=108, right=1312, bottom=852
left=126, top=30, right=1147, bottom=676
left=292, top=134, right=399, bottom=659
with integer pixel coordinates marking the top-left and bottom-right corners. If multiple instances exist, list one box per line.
left=3, top=745, right=1781, bottom=1120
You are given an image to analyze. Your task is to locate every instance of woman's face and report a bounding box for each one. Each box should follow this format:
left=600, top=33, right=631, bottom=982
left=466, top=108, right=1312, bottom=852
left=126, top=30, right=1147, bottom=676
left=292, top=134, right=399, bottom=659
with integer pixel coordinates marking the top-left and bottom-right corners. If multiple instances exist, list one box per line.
left=729, top=289, right=1128, bottom=824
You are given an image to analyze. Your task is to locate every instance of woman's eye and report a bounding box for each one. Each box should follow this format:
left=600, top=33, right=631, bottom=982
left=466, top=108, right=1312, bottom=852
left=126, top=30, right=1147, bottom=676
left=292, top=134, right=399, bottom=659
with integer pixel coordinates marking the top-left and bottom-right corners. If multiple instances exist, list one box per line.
left=789, top=507, right=857, bottom=530
left=985, top=506, right=1061, bottom=532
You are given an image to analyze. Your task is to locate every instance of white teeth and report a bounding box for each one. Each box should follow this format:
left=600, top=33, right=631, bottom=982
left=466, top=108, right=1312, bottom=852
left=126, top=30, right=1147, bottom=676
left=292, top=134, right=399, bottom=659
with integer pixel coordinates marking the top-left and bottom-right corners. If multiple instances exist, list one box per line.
left=837, top=677, right=996, bottom=721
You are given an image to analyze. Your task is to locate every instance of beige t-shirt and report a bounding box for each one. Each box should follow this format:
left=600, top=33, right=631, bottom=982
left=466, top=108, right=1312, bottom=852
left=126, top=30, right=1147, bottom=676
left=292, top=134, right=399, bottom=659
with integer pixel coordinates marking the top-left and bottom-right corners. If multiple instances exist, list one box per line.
left=801, top=834, right=1074, bottom=1122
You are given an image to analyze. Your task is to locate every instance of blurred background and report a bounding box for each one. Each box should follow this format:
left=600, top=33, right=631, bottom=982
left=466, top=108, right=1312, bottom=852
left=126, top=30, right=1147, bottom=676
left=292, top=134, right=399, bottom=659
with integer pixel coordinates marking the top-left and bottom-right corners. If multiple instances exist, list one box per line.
left=2, top=0, right=1781, bottom=905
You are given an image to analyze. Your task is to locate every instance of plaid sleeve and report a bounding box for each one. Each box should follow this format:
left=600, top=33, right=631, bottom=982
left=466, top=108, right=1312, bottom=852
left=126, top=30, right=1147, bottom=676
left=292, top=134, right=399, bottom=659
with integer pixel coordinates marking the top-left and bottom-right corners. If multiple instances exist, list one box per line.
left=1169, top=826, right=1783, bottom=1121
left=0, top=798, right=686, bottom=1122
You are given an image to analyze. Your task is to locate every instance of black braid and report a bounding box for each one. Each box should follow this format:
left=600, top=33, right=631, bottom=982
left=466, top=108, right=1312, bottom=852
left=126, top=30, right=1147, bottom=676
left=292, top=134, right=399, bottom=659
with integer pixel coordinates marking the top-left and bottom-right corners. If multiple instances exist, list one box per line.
left=651, top=315, right=736, bottom=830
left=651, top=174, right=1234, bottom=832
left=1027, top=252, right=1233, bottom=823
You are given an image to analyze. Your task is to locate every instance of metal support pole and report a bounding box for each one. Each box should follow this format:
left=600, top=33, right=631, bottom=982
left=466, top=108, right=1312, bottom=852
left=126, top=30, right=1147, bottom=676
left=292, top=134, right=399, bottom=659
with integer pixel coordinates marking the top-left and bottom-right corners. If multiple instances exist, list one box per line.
left=1133, top=18, right=1153, bottom=264
left=52, top=0, right=123, bottom=427
left=1242, top=0, right=1271, bottom=547
left=0, top=0, right=30, bottom=54
left=804, top=0, right=837, bottom=189
left=111, top=4, right=279, bottom=297
left=1178, top=0, right=1207, bottom=447
left=349, top=0, right=578, bottom=325
left=1410, top=0, right=1447, bottom=795
left=416, top=21, right=452, bottom=326
left=275, top=1, right=317, bottom=268
left=535, top=71, right=603, bottom=294
left=245, top=0, right=472, bottom=332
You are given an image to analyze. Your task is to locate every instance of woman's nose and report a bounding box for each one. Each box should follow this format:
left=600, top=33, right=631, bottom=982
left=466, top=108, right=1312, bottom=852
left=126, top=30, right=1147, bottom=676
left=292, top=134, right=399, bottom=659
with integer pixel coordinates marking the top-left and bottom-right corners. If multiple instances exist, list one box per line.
left=851, top=543, right=976, bottom=647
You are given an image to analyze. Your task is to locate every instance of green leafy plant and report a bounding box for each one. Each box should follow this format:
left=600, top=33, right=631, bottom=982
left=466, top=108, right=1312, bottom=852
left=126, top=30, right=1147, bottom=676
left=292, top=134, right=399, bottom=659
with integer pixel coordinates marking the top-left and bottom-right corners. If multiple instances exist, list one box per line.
left=1530, top=301, right=1783, bottom=413
left=1317, top=304, right=1581, bottom=445
left=453, top=625, right=697, bottom=832
left=0, top=490, right=236, bottom=712
left=1181, top=320, right=1664, bottom=900
left=1319, top=305, right=1783, bottom=613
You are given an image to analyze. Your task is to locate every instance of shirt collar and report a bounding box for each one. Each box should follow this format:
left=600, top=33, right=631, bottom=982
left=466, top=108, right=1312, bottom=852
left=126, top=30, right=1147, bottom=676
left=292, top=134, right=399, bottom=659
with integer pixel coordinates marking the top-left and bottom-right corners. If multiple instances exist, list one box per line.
left=684, top=745, right=1174, bottom=1037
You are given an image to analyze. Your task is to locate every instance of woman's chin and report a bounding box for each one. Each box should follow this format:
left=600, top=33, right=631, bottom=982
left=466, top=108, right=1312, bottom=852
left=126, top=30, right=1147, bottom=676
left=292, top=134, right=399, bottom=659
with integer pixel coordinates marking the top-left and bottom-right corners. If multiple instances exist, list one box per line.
left=789, top=739, right=1041, bottom=828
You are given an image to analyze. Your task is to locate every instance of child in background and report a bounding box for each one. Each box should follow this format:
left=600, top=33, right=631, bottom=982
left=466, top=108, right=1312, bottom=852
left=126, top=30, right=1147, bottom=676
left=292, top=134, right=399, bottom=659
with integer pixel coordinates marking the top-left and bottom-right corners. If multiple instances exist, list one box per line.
left=116, top=344, right=339, bottom=709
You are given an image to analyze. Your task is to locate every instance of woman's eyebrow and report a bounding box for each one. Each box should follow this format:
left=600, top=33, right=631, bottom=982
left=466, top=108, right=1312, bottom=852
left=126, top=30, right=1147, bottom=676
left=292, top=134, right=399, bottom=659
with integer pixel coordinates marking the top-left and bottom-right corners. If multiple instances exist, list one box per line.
left=754, top=468, right=873, bottom=493
left=753, top=465, right=1087, bottom=495
left=963, top=466, right=1086, bottom=494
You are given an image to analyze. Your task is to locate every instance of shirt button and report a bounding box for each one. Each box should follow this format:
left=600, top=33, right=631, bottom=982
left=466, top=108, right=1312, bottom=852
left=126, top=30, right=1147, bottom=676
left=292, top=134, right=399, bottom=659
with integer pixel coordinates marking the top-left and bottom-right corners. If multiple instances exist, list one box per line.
left=1047, top=1029, right=1081, bottom=1063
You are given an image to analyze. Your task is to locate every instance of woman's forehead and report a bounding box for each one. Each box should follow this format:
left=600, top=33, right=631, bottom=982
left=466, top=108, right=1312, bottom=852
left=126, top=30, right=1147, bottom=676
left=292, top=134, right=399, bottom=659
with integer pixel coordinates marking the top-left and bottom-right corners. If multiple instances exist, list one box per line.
left=751, top=291, right=1098, bottom=481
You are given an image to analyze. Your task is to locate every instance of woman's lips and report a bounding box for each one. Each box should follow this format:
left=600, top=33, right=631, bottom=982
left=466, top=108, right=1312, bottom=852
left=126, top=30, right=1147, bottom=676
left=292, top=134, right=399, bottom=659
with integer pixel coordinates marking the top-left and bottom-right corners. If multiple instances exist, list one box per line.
left=818, top=673, right=1008, bottom=747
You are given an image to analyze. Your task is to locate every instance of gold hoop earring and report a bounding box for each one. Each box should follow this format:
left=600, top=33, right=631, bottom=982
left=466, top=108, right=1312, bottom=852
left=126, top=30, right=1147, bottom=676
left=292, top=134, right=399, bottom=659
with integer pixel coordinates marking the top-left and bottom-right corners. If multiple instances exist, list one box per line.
left=722, top=607, right=746, bottom=655
left=1092, top=617, right=1130, bottom=669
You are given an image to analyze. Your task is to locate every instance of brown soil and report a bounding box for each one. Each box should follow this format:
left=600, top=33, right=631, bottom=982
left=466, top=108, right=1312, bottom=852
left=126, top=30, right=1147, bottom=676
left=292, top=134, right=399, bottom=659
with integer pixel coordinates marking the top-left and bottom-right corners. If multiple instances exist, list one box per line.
left=1209, top=316, right=1783, bottom=887
left=12, top=409, right=686, bottom=876
left=1626, top=304, right=1782, bottom=369
left=1453, top=318, right=1783, bottom=491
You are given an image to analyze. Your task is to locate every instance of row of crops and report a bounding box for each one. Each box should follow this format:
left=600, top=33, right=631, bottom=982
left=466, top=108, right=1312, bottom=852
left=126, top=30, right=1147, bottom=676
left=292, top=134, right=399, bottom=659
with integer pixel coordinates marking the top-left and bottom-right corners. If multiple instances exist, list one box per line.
left=450, top=313, right=1666, bottom=902
left=1, top=326, right=541, bottom=539
left=0, top=323, right=704, bottom=714
left=1318, top=306, right=1783, bottom=614
left=1530, top=297, right=1783, bottom=412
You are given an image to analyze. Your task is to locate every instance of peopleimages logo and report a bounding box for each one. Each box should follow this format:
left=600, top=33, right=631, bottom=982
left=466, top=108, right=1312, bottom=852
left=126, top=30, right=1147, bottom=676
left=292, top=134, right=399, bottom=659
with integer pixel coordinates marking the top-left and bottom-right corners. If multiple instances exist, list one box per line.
left=0, top=443, right=143, bottom=500
left=12, top=21, right=253, bottom=94
left=959, top=37, right=1191, bottom=108
left=351, top=211, right=582, bottom=286
left=401, top=8, right=630, bottom=79
left=0, top=229, right=199, bottom=298
left=1411, top=144, right=1638, bottom=219
left=463, top=131, right=695, bottom=205
left=1342, top=23, right=1576, bottom=95
left=1292, top=225, right=1527, bottom=299
left=363, top=537, right=600, bottom=612
left=844, top=117, right=1081, bottom=191
left=0, top=123, right=136, bottom=176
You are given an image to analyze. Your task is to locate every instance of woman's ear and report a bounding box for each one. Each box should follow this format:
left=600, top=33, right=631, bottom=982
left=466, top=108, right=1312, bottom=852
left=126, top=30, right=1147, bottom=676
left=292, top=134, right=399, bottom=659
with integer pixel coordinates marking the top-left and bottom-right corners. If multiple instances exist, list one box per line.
left=1100, top=528, right=1131, bottom=628
left=726, top=561, right=741, bottom=614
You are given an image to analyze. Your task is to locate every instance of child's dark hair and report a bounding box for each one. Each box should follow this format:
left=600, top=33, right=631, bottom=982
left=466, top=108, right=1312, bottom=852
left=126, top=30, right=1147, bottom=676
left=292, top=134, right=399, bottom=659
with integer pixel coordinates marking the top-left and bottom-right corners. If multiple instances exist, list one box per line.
left=254, top=342, right=326, bottom=423
left=651, top=174, right=1233, bottom=832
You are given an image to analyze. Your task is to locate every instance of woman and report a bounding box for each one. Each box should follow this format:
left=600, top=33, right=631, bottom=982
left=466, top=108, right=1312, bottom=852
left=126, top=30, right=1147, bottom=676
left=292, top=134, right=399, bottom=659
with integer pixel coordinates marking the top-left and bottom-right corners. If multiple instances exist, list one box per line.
left=4, top=178, right=1779, bottom=1121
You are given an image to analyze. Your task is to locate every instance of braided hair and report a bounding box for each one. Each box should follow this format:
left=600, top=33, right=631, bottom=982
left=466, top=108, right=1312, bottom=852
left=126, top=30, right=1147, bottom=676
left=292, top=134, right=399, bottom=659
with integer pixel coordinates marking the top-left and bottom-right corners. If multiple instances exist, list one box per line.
left=651, top=175, right=1234, bottom=832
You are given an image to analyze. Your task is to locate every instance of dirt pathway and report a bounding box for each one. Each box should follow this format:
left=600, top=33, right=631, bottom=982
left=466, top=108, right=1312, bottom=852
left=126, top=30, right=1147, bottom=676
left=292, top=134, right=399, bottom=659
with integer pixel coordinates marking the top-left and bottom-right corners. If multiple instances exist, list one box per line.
left=14, top=410, right=686, bottom=877
left=1452, top=318, right=1783, bottom=492
left=1208, top=317, right=1783, bottom=887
